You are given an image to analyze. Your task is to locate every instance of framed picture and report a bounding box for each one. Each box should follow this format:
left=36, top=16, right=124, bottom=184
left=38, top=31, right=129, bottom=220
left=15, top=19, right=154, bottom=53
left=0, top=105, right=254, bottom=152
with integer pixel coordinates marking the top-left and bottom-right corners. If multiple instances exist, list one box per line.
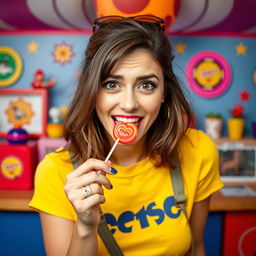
left=186, top=51, right=232, bottom=98
left=217, top=143, right=256, bottom=182
left=0, top=89, right=48, bottom=138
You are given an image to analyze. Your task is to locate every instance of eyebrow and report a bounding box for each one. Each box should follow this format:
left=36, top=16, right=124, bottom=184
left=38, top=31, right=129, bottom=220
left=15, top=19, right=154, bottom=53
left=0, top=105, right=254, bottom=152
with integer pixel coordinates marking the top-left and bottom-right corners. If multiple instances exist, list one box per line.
left=107, top=74, right=160, bottom=81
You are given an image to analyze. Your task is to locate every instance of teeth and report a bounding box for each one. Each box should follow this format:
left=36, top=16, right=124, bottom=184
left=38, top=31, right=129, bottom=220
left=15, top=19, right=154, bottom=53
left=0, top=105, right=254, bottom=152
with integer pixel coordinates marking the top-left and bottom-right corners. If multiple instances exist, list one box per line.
left=115, top=117, right=140, bottom=123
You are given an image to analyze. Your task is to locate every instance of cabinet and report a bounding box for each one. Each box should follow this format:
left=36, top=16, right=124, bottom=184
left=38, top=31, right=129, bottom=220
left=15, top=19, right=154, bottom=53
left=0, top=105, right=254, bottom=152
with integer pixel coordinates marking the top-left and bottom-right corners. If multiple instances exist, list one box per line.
left=0, top=141, right=38, bottom=190
left=223, top=212, right=256, bottom=256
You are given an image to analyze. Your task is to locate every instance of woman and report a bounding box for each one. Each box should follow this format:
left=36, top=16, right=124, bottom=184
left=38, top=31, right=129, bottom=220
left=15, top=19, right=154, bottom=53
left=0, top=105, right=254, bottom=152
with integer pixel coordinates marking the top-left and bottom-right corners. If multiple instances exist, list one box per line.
left=29, top=16, right=223, bottom=256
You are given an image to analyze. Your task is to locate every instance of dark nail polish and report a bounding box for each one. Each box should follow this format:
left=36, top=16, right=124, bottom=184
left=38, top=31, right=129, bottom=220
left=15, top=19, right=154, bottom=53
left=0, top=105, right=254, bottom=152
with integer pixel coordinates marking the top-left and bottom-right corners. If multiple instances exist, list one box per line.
left=110, top=184, right=113, bottom=189
left=110, top=167, right=118, bottom=174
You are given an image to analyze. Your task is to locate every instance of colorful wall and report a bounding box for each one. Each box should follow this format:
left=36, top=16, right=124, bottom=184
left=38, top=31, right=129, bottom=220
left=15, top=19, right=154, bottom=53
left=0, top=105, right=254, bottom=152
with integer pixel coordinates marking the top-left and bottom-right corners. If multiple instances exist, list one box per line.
left=0, top=31, right=255, bottom=137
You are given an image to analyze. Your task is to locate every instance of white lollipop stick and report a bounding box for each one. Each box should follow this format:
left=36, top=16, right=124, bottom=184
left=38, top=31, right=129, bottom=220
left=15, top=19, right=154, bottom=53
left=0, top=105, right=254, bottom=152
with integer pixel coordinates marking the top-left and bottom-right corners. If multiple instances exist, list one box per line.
left=104, top=138, right=120, bottom=162
left=97, top=139, right=120, bottom=174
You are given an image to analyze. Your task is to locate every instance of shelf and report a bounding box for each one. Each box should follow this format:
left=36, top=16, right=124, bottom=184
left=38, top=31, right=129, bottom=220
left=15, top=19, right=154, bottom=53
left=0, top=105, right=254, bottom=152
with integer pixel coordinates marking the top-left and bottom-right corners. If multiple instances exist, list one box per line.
left=210, top=183, right=256, bottom=212
left=0, top=190, right=33, bottom=211
left=214, top=137, right=256, bottom=145
left=1, top=184, right=256, bottom=212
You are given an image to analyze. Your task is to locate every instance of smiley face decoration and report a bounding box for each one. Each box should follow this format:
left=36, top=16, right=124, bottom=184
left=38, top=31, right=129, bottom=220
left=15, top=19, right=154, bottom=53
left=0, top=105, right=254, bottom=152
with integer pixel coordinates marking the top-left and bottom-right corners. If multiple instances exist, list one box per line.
left=113, top=122, right=137, bottom=144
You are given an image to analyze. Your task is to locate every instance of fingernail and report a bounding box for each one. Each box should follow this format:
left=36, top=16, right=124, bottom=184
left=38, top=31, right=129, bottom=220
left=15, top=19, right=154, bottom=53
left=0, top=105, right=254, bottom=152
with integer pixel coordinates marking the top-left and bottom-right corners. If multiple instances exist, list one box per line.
left=110, top=184, right=113, bottom=189
left=110, top=167, right=118, bottom=174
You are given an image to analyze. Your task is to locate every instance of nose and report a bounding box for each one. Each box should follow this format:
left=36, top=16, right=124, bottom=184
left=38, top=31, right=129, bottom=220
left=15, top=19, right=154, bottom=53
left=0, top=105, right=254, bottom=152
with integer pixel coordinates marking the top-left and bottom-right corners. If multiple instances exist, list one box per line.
left=119, top=89, right=138, bottom=112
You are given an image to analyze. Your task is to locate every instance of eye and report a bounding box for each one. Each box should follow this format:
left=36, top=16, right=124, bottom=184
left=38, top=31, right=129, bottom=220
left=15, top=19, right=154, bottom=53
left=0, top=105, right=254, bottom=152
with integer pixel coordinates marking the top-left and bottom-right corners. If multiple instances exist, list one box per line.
left=102, top=81, right=120, bottom=90
left=138, top=81, right=156, bottom=91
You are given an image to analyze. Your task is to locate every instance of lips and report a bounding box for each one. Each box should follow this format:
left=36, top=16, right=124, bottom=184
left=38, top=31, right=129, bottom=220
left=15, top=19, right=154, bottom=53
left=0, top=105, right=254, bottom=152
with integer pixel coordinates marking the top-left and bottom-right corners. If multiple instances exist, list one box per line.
left=112, top=115, right=143, bottom=128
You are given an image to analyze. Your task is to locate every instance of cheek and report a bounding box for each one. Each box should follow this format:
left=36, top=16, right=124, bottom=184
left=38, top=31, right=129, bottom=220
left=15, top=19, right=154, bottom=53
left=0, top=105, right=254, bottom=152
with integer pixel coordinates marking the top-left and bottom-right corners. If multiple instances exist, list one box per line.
left=96, top=93, right=112, bottom=115
left=144, top=95, right=163, bottom=113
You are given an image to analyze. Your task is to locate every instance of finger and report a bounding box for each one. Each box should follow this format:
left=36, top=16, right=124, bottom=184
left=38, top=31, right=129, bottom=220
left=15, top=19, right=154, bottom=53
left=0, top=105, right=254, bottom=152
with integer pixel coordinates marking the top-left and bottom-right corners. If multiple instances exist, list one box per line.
left=66, top=183, right=104, bottom=202
left=65, top=171, right=113, bottom=191
left=83, top=183, right=105, bottom=199
left=77, top=171, right=113, bottom=190
left=67, top=159, right=114, bottom=179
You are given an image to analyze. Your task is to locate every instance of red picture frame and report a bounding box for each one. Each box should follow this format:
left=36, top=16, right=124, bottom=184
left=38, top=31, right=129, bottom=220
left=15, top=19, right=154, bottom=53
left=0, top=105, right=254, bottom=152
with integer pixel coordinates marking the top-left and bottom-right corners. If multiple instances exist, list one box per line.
left=0, top=89, right=48, bottom=138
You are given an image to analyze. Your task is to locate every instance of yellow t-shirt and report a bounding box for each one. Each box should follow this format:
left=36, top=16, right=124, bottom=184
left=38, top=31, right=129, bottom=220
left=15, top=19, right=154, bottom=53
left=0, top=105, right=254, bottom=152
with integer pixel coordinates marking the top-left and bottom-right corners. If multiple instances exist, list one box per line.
left=29, top=129, right=223, bottom=255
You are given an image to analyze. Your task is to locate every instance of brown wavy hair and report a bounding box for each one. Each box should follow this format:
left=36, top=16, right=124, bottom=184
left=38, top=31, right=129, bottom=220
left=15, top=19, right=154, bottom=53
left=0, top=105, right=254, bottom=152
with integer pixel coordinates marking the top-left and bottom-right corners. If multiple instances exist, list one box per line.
left=64, top=18, right=192, bottom=168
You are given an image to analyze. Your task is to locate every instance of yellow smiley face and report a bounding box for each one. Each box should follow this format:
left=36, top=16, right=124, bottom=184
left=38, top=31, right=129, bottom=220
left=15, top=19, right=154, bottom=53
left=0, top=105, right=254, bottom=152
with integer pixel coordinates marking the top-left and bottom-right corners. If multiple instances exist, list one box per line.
left=193, top=59, right=224, bottom=89
left=1, top=156, right=23, bottom=179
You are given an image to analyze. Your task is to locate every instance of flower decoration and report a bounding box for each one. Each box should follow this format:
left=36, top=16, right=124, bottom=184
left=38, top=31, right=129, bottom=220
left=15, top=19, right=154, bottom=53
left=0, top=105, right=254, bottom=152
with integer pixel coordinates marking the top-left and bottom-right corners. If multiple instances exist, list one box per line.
left=52, top=41, right=75, bottom=65
left=229, top=104, right=244, bottom=118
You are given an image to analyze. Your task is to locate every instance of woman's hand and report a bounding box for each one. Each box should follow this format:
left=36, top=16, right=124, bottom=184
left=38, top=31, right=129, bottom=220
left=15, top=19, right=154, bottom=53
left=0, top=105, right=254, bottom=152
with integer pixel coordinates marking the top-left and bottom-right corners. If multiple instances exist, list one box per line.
left=64, top=158, right=116, bottom=234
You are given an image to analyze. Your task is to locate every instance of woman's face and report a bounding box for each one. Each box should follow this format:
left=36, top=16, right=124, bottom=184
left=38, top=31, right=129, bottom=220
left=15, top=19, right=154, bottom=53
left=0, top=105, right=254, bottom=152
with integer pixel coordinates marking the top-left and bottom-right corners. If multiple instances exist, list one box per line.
left=95, top=48, right=164, bottom=145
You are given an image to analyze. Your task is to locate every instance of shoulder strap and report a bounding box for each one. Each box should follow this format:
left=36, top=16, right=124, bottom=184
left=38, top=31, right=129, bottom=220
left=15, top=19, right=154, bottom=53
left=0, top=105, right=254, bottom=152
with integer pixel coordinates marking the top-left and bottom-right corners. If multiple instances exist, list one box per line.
left=69, top=152, right=123, bottom=256
left=170, top=163, right=187, bottom=217
left=171, top=163, right=195, bottom=256
left=98, top=208, right=124, bottom=256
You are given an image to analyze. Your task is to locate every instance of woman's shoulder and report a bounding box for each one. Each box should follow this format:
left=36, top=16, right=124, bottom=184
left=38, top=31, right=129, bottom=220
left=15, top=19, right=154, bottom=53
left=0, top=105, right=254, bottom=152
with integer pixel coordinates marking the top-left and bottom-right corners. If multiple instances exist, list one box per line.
left=44, top=147, right=70, bottom=161
left=36, top=148, right=72, bottom=177
left=184, top=128, right=215, bottom=146
left=180, top=128, right=217, bottom=155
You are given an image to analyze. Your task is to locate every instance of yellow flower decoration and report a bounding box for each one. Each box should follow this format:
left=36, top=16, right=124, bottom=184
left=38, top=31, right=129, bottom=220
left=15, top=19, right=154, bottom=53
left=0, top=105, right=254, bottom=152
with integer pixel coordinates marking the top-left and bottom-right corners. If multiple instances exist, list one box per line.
left=27, top=41, right=39, bottom=53
left=5, top=97, right=34, bottom=125
left=175, top=42, right=186, bottom=54
left=235, top=42, right=247, bottom=56
left=52, top=41, right=75, bottom=65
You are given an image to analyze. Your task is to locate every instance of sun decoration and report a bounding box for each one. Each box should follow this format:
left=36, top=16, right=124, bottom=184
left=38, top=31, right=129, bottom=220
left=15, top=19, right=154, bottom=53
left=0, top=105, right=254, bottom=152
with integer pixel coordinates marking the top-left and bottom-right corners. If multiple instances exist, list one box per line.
left=52, top=41, right=75, bottom=65
left=5, top=97, right=34, bottom=125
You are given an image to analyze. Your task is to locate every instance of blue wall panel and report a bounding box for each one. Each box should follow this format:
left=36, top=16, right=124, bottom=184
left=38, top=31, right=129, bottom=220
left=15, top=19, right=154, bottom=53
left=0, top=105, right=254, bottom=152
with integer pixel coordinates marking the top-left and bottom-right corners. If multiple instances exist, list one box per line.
left=0, top=32, right=255, bottom=136
left=0, top=211, right=45, bottom=256
left=0, top=211, right=223, bottom=255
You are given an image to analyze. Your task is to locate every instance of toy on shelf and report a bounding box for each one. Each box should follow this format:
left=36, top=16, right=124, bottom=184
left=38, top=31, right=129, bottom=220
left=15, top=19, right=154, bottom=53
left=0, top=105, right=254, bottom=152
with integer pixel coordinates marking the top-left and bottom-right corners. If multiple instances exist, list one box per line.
left=6, top=123, right=28, bottom=144
left=49, top=107, right=62, bottom=123
left=204, top=112, right=223, bottom=140
left=227, top=104, right=245, bottom=140
left=46, top=106, right=67, bottom=138
left=31, top=69, right=56, bottom=89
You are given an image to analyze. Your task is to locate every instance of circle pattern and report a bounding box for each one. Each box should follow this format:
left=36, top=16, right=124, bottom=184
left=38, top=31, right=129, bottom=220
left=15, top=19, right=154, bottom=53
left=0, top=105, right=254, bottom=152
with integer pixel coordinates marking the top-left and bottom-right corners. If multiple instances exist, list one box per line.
left=113, top=122, right=137, bottom=144
left=186, top=51, right=232, bottom=98
left=113, top=0, right=150, bottom=14
left=0, top=47, right=23, bottom=87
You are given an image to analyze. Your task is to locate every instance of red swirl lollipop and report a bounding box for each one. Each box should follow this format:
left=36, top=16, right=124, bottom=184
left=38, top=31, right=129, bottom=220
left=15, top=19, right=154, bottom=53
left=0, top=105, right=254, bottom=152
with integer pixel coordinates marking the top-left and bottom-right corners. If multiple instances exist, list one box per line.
left=113, top=122, right=137, bottom=144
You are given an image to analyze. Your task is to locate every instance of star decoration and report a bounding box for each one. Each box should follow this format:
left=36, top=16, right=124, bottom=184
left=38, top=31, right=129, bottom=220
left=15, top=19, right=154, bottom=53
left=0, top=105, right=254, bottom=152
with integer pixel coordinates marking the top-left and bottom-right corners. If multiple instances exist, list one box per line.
left=52, top=41, right=75, bottom=65
left=235, top=42, right=247, bottom=56
left=27, top=41, right=39, bottom=53
left=239, top=90, right=251, bottom=102
left=175, top=42, right=186, bottom=54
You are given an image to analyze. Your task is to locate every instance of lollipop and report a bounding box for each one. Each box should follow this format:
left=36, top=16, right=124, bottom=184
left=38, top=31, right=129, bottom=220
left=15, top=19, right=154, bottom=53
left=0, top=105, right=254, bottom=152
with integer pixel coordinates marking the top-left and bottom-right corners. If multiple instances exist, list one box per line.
left=103, top=122, right=137, bottom=163
left=113, top=122, right=137, bottom=144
